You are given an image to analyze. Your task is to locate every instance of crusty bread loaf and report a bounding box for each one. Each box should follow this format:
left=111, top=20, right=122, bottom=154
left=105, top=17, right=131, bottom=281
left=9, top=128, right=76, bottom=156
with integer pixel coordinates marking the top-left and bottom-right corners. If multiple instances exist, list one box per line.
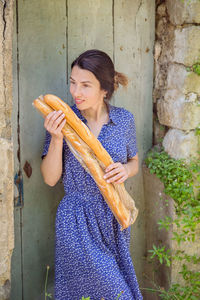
left=43, top=94, right=138, bottom=224
left=33, top=95, right=138, bottom=229
left=43, top=94, right=113, bottom=167
left=32, top=97, right=54, bottom=115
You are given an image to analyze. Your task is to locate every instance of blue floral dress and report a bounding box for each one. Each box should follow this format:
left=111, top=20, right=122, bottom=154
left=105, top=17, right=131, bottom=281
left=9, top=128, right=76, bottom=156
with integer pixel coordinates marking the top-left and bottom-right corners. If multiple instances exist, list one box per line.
left=41, top=102, right=143, bottom=300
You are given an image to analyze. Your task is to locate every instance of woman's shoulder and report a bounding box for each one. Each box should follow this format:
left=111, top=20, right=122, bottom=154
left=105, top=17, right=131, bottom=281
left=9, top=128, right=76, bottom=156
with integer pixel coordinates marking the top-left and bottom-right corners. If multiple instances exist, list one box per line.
left=109, top=103, right=136, bottom=124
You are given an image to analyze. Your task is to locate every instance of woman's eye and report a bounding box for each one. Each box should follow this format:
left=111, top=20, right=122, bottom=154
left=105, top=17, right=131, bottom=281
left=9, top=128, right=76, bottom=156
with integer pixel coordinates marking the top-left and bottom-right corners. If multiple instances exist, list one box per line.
left=70, top=81, right=75, bottom=84
left=83, top=84, right=89, bottom=87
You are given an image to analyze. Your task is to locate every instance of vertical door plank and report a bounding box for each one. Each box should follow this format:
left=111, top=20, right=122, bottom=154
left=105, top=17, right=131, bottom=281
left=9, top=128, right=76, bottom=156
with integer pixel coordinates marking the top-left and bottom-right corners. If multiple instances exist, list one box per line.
left=114, top=0, right=154, bottom=157
left=114, top=0, right=155, bottom=286
left=10, top=0, right=23, bottom=298
left=67, top=0, right=113, bottom=104
left=16, top=0, right=67, bottom=299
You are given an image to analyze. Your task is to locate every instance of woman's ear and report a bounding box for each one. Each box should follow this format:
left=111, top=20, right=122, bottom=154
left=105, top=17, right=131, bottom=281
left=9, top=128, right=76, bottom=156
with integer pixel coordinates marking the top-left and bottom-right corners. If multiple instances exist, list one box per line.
left=103, top=90, right=108, bottom=98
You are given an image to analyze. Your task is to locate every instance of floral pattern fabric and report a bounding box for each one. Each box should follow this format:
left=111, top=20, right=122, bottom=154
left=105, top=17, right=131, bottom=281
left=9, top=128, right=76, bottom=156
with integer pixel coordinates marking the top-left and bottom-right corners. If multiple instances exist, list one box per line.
left=41, top=102, right=143, bottom=300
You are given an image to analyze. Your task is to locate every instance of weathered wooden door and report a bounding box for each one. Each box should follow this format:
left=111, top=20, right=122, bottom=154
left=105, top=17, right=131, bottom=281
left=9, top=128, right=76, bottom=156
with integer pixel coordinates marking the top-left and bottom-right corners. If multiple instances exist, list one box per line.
left=11, top=1, right=154, bottom=299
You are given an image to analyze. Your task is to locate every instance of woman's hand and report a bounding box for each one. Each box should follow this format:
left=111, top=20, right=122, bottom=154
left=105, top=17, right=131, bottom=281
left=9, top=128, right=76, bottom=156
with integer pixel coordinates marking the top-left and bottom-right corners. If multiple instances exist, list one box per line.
left=103, top=162, right=129, bottom=184
left=44, top=110, right=66, bottom=141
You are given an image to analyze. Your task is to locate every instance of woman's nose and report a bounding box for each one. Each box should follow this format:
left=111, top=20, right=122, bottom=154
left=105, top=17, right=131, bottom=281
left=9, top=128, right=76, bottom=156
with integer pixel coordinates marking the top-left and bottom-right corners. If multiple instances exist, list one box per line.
left=73, top=85, right=82, bottom=97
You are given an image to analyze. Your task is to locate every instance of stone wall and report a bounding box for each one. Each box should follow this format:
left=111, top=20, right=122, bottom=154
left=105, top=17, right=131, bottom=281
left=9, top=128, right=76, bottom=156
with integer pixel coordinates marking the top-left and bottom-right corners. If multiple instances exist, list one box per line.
left=154, top=0, right=200, bottom=161
left=0, top=1, right=14, bottom=300
left=143, top=1, right=200, bottom=298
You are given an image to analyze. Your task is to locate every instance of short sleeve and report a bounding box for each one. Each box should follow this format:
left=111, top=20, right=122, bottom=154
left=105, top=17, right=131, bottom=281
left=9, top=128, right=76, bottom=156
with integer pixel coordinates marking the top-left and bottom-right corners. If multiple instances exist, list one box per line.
left=126, top=113, right=138, bottom=159
left=41, top=130, right=52, bottom=160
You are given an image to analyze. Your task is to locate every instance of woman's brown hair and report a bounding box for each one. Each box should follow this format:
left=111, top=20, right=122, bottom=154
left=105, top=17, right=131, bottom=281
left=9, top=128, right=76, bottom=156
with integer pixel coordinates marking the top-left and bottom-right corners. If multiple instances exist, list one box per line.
left=71, top=49, right=128, bottom=100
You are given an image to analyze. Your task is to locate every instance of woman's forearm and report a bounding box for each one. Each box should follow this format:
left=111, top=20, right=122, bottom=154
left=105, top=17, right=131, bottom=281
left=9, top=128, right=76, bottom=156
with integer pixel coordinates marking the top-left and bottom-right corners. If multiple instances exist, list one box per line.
left=124, top=155, right=139, bottom=178
left=40, top=137, right=63, bottom=186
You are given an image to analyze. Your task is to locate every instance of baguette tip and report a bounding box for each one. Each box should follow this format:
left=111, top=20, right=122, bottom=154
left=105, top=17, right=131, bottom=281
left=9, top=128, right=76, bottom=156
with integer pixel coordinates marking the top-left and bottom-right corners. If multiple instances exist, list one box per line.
left=38, top=94, right=44, bottom=101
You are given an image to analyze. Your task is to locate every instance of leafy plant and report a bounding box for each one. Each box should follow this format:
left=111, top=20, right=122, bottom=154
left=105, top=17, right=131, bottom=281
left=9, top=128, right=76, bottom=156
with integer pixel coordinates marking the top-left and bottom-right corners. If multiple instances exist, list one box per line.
left=116, top=290, right=124, bottom=299
left=186, top=62, right=200, bottom=76
left=181, top=0, right=200, bottom=4
left=45, top=265, right=52, bottom=299
left=148, top=245, right=171, bottom=267
left=144, top=147, right=200, bottom=299
left=195, top=124, right=200, bottom=136
left=193, top=63, right=200, bottom=76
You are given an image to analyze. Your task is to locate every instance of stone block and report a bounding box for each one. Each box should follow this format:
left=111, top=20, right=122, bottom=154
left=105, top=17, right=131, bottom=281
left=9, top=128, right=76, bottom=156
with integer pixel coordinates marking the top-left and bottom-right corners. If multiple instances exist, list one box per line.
left=157, top=3, right=167, bottom=17
left=160, top=67, right=200, bottom=134
left=164, top=89, right=185, bottom=102
left=166, top=0, right=200, bottom=25
left=163, top=129, right=199, bottom=160
left=0, top=279, right=11, bottom=300
left=166, top=64, right=187, bottom=93
left=154, top=41, right=162, bottom=62
left=0, top=139, right=14, bottom=299
left=0, top=139, right=9, bottom=193
left=172, top=26, right=200, bottom=66
left=156, top=17, right=168, bottom=39
left=0, top=111, right=6, bottom=132
left=171, top=222, right=200, bottom=285
left=165, top=64, right=200, bottom=96
left=157, top=99, right=200, bottom=130
left=0, top=82, right=5, bottom=108
left=184, top=71, right=200, bottom=95
left=153, top=116, right=166, bottom=144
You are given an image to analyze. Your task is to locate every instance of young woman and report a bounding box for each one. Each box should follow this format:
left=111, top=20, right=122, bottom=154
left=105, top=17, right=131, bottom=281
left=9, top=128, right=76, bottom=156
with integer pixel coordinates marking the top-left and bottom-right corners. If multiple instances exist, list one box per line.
left=41, top=49, right=143, bottom=300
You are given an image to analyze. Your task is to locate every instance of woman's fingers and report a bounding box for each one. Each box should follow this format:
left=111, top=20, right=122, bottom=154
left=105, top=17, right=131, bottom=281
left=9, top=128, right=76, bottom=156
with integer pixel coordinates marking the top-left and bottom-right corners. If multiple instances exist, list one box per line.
left=44, top=111, right=56, bottom=127
left=46, top=111, right=64, bottom=128
left=44, top=110, right=66, bottom=140
left=51, top=113, right=66, bottom=131
left=115, top=176, right=127, bottom=184
left=107, top=172, right=124, bottom=183
left=105, top=162, right=121, bottom=172
left=104, top=167, right=122, bottom=179
left=104, top=163, right=123, bottom=178
left=44, top=111, right=64, bottom=130
left=103, top=163, right=126, bottom=183
left=45, top=110, right=60, bottom=124
left=55, top=118, right=66, bottom=132
left=103, top=162, right=129, bottom=183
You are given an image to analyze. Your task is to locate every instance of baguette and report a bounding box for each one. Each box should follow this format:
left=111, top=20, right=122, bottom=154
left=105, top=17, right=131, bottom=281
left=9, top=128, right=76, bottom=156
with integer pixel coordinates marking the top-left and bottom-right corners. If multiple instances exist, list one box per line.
left=33, top=97, right=131, bottom=229
left=32, top=96, right=54, bottom=115
left=43, top=94, right=113, bottom=168
left=43, top=94, right=138, bottom=224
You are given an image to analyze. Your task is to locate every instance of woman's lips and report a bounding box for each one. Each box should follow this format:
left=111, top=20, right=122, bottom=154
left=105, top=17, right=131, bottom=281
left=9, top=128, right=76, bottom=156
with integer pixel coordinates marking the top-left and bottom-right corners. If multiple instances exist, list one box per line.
left=75, top=99, right=85, bottom=104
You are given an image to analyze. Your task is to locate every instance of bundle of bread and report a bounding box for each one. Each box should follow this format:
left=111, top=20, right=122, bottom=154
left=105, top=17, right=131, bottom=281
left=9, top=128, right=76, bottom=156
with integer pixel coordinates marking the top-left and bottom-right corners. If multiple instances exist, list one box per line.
left=33, top=94, right=138, bottom=230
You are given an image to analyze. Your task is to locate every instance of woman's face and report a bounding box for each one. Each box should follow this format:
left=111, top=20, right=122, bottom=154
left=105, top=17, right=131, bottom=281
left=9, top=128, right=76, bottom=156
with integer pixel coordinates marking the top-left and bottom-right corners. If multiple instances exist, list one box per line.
left=70, top=65, right=107, bottom=110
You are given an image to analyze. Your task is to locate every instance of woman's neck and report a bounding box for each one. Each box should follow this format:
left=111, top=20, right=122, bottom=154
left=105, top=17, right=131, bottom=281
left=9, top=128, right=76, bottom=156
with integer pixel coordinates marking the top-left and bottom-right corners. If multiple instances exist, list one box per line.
left=81, top=100, right=109, bottom=123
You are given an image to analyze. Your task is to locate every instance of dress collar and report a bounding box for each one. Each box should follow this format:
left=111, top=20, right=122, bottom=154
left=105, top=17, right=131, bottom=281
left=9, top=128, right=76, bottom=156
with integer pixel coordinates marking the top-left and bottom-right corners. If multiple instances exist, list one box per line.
left=71, top=101, right=118, bottom=125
